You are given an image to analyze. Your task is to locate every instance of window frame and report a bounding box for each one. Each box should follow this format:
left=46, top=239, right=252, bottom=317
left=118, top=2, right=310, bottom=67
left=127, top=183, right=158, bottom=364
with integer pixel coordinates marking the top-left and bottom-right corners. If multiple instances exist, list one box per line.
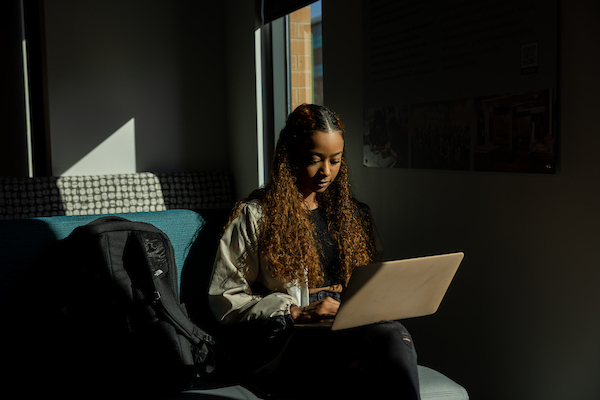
left=256, top=0, right=319, bottom=183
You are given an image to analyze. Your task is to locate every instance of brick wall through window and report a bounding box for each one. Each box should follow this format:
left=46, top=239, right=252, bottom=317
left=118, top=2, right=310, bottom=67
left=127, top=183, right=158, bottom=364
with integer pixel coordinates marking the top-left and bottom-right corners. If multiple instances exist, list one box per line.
left=290, top=6, right=313, bottom=111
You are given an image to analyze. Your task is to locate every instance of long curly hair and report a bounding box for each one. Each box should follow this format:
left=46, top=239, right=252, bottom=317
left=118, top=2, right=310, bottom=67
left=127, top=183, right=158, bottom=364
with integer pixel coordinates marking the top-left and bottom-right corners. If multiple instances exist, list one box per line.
left=230, top=104, right=376, bottom=288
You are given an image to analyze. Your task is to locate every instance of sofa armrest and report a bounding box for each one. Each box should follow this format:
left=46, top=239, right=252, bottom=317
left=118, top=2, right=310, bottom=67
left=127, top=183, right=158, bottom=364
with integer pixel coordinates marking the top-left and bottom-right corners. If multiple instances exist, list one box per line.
left=418, top=365, right=469, bottom=399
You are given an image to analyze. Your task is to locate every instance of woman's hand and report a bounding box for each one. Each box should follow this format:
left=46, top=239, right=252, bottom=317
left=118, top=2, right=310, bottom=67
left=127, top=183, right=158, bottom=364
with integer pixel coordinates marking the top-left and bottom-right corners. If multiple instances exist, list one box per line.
left=290, top=297, right=340, bottom=323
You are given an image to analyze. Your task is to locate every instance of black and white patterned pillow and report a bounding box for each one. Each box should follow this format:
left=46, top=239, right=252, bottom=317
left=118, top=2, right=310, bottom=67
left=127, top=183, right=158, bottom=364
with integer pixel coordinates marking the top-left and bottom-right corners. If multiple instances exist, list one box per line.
left=0, top=176, right=63, bottom=219
left=0, top=171, right=233, bottom=220
left=157, top=171, right=232, bottom=210
left=55, top=173, right=166, bottom=216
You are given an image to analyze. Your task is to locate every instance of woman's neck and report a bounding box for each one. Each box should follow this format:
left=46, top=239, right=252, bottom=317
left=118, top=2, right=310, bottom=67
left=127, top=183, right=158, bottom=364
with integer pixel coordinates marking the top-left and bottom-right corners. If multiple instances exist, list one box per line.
left=302, top=193, right=318, bottom=210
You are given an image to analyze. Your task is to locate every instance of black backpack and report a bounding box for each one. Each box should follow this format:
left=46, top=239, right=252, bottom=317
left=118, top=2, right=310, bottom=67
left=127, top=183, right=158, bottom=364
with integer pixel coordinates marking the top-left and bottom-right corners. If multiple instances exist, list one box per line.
left=41, top=216, right=215, bottom=397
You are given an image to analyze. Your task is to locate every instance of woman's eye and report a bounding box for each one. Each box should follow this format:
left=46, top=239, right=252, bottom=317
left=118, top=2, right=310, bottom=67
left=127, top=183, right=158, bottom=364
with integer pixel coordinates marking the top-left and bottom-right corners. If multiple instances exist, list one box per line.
left=331, top=159, right=341, bottom=165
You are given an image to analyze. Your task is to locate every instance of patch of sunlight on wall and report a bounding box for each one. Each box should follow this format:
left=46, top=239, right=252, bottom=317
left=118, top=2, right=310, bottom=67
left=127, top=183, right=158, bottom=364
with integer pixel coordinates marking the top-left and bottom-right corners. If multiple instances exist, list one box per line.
left=22, top=40, right=33, bottom=177
left=255, top=28, right=265, bottom=187
left=61, top=118, right=137, bottom=176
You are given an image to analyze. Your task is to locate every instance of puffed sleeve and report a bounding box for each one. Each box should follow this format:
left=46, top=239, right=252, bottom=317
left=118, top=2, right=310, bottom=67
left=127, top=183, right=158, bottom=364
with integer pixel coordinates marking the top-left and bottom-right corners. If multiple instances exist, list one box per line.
left=208, top=203, right=300, bottom=324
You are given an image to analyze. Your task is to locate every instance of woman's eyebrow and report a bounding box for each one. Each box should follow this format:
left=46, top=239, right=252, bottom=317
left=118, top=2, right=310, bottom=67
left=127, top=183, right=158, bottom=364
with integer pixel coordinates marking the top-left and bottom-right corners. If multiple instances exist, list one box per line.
left=309, top=150, right=343, bottom=157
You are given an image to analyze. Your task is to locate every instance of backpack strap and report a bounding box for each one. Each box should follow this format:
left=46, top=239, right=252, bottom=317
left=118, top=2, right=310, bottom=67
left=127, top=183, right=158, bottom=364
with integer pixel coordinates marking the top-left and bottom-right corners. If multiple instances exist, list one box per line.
left=130, top=230, right=216, bottom=368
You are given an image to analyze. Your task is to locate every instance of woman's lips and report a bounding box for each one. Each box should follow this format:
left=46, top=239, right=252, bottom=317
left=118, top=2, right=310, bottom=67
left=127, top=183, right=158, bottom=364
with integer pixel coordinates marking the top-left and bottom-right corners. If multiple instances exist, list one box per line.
left=316, top=181, right=329, bottom=188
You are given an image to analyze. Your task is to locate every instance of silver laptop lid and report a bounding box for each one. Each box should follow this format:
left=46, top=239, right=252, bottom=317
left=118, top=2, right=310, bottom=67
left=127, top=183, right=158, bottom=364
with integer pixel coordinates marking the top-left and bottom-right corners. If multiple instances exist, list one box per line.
left=331, top=252, right=464, bottom=331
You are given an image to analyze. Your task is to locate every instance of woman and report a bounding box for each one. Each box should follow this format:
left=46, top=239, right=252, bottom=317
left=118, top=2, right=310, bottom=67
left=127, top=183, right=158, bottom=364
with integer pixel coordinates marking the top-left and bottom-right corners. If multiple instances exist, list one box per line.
left=208, top=104, right=420, bottom=399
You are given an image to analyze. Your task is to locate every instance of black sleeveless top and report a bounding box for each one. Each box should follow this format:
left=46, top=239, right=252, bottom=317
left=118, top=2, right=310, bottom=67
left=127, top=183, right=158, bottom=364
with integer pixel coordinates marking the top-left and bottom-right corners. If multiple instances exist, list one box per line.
left=309, top=208, right=343, bottom=303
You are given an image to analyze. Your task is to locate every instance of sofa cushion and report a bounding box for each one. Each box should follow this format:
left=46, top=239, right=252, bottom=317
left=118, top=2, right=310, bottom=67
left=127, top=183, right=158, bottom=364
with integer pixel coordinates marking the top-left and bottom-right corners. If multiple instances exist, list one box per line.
left=0, top=209, right=206, bottom=311
left=164, top=366, right=469, bottom=399
left=418, top=366, right=469, bottom=399
left=0, top=209, right=221, bottom=396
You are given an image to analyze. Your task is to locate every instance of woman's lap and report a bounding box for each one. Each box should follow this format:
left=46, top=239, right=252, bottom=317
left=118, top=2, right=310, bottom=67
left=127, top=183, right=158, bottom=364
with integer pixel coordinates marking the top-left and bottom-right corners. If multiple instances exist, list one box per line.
left=252, top=320, right=421, bottom=399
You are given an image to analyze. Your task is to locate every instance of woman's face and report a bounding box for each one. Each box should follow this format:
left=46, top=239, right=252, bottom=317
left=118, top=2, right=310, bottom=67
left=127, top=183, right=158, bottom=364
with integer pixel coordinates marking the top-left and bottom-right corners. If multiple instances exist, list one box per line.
left=295, top=130, right=344, bottom=198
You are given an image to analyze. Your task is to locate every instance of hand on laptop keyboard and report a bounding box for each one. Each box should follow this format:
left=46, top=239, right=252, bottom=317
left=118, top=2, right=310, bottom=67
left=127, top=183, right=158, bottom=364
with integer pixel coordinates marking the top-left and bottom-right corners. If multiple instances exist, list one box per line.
left=290, top=296, right=340, bottom=323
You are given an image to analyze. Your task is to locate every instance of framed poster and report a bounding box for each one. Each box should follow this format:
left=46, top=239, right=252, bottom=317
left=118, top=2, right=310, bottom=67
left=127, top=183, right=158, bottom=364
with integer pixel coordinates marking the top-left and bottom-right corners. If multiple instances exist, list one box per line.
left=363, top=0, right=558, bottom=173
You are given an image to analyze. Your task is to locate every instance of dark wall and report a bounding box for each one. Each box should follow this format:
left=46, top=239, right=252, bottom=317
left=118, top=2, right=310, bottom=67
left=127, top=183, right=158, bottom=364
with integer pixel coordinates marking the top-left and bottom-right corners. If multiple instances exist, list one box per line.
left=0, top=0, right=29, bottom=177
left=43, top=0, right=229, bottom=176
left=324, top=0, right=600, bottom=399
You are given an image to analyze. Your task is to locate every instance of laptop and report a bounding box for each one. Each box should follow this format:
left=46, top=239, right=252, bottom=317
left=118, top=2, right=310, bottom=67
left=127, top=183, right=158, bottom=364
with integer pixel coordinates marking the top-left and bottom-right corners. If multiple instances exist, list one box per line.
left=296, top=252, right=464, bottom=331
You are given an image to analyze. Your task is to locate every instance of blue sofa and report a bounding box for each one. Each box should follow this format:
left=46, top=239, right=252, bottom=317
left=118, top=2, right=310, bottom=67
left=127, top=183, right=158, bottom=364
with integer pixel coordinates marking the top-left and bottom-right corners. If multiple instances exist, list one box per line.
left=0, top=209, right=468, bottom=399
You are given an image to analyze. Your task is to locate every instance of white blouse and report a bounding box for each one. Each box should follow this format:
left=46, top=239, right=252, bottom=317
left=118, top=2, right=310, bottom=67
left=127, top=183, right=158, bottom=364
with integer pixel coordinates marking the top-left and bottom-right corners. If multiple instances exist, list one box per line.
left=208, top=202, right=310, bottom=324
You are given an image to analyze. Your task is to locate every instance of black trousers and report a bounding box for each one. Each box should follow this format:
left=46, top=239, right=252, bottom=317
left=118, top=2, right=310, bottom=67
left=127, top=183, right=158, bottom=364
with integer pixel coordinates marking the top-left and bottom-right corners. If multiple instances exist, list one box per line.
left=219, top=319, right=421, bottom=400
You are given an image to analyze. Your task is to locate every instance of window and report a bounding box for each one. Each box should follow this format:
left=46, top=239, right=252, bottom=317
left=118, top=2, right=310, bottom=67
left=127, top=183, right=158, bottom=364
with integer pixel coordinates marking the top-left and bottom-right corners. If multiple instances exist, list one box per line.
left=256, top=0, right=324, bottom=184
left=289, top=2, right=323, bottom=110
